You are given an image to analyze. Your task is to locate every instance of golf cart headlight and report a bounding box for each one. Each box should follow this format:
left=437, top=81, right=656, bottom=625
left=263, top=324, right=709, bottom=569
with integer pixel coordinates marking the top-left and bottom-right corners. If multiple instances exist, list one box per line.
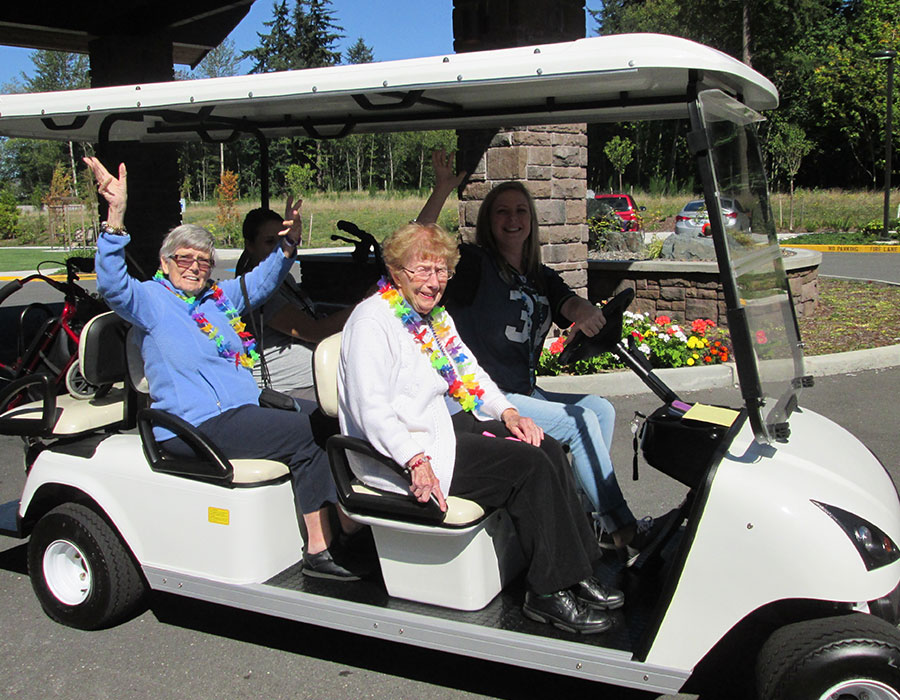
left=814, top=501, right=900, bottom=571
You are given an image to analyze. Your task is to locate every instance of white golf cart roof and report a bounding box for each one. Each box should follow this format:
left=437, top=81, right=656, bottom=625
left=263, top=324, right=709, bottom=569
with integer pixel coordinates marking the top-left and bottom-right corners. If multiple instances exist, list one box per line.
left=0, top=33, right=777, bottom=142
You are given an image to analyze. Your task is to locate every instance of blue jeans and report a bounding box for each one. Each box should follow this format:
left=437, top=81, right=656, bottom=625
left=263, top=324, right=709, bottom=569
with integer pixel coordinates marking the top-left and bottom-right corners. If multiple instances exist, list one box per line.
left=506, top=387, right=635, bottom=533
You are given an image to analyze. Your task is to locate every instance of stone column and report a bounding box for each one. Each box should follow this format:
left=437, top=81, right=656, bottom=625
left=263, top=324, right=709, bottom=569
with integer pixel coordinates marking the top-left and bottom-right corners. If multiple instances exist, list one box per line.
left=452, top=0, right=589, bottom=294
left=89, top=33, right=181, bottom=280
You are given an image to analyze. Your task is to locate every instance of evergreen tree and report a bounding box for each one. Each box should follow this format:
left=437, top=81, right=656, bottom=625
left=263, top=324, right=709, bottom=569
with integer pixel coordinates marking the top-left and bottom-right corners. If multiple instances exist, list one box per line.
left=243, top=1, right=296, bottom=73
left=195, top=38, right=242, bottom=79
left=346, top=37, right=375, bottom=65
left=22, top=50, right=89, bottom=92
left=294, top=0, right=343, bottom=69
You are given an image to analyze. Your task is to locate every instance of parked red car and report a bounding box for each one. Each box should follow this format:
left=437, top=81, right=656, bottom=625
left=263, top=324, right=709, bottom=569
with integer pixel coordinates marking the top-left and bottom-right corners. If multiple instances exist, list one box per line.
left=588, top=193, right=646, bottom=232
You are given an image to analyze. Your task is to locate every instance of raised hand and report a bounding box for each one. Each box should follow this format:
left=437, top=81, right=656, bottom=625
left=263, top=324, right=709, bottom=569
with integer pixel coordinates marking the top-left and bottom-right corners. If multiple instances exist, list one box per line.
left=280, top=194, right=303, bottom=248
left=431, top=149, right=467, bottom=194
left=83, top=157, right=127, bottom=228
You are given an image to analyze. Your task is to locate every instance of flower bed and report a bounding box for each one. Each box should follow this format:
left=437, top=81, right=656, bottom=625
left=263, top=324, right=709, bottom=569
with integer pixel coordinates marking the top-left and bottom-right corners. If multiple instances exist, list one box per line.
left=538, top=311, right=731, bottom=376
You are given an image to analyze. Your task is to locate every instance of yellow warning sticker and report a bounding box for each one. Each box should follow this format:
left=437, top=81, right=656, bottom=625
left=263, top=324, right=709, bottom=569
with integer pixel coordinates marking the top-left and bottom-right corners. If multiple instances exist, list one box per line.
left=208, top=507, right=230, bottom=525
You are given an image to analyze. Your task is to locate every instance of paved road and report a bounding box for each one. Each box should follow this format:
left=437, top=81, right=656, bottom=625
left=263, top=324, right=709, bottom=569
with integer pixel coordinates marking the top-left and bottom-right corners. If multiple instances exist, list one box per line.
left=1, top=367, right=898, bottom=700
left=817, top=251, right=900, bottom=285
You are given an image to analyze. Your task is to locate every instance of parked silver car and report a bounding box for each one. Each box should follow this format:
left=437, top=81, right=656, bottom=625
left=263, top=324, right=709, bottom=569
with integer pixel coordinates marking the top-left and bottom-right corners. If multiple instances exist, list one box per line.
left=674, top=198, right=750, bottom=236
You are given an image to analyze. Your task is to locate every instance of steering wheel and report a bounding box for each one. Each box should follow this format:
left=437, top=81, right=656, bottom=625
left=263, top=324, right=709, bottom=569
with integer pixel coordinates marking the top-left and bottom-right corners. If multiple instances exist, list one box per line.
left=558, top=288, right=635, bottom=365
left=333, top=220, right=384, bottom=269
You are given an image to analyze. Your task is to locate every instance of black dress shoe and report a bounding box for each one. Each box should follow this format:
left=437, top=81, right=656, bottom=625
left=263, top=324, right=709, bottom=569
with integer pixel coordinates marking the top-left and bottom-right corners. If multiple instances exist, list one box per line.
left=522, top=590, right=612, bottom=634
left=302, top=548, right=363, bottom=581
left=571, top=577, right=625, bottom=610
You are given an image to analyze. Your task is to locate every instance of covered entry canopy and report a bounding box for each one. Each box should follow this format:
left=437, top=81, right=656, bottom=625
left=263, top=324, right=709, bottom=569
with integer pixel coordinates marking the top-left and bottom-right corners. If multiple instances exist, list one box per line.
left=0, top=33, right=777, bottom=144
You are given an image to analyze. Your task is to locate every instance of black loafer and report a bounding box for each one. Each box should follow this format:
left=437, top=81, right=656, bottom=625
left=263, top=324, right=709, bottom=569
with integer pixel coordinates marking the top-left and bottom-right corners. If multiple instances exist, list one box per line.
left=302, top=548, right=362, bottom=581
left=522, top=590, right=612, bottom=634
left=571, top=577, right=625, bottom=610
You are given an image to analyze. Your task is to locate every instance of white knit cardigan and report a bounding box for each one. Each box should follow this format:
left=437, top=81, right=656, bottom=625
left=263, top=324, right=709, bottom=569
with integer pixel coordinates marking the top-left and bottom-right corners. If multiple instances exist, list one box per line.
left=338, top=292, right=515, bottom=494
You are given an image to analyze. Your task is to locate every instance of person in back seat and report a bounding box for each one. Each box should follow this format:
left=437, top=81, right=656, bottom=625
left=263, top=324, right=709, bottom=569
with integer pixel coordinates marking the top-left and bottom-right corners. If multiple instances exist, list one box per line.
left=338, top=221, right=623, bottom=634
left=235, top=207, right=356, bottom=404
left=85, top=156, right=369, bottom=582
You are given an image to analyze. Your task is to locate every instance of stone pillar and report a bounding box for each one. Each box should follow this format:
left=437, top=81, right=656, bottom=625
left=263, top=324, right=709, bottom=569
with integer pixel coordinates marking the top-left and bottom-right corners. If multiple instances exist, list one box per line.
left=452, top=0, right=589, bottom=294
left=89, top=33, right=181, bottom=280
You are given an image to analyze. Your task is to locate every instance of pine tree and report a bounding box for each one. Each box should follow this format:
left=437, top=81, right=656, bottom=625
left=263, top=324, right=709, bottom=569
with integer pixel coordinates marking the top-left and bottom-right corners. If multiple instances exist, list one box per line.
left=22, top=50, right=89, bottom=92
left=293, top=0, right=343, bottom=69
left=346, top=37, right=374, bottom=65
left=243, top=1, right=297, bottom=73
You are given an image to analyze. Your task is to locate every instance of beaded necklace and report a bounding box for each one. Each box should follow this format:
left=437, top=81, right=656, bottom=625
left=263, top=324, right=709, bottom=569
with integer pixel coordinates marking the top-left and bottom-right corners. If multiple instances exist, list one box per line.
left=153, top=270, right=259, bottom=368
left=379, top=277, right=484, bottom=412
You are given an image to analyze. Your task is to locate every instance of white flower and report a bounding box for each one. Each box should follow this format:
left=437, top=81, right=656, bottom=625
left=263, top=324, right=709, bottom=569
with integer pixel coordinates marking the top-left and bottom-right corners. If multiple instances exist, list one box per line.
left=649, top=325, right=658, bottom=332
left=657, top=333, right=670, bottom=343
left=638, top=343, right=651, bottom=355
left=674, top=331, right=687, bottom=342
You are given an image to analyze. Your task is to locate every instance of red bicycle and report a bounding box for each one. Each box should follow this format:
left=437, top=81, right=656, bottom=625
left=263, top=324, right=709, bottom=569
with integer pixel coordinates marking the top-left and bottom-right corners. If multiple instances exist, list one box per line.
left=0, top=256, right=108, bottom=406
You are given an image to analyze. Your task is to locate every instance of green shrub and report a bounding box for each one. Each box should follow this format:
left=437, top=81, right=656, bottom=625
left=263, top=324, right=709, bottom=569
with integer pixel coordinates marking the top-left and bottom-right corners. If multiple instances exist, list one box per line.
left=0, top=186, right=18, bottom=239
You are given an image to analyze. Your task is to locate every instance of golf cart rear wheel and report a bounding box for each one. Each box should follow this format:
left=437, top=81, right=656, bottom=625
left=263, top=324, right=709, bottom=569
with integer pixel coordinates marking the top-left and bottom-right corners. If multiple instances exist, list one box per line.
left=755, top=613, right=900, bottom=700
left=28, top=503, right=146, bottom=630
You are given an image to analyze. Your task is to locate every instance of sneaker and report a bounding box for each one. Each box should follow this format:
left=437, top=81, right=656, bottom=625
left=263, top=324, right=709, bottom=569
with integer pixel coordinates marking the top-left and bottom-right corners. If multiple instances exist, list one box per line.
left=522, top=590, right=612, bottom=634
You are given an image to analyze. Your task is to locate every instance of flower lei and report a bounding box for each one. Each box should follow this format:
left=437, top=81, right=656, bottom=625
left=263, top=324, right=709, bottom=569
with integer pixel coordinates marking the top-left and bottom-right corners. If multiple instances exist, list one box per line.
left=153, top=270, right=259, bottom=368
left=379, top=277, right=484, bottom=412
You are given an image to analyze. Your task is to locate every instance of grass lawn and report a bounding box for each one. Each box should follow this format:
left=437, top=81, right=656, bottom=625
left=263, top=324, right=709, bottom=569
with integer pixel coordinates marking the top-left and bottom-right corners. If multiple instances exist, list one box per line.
left=0, top=248, right=90, bottom=275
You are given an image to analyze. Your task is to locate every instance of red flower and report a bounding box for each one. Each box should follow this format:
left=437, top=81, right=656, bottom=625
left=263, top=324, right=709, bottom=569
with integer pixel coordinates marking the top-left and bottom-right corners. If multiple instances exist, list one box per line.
left=756, top=330, right=768, bottom=345
left=655, top=315, right=671, bottom=325
left=631, top=330, right=644, bottom=342
left=549, top=337, right=565, bottom=354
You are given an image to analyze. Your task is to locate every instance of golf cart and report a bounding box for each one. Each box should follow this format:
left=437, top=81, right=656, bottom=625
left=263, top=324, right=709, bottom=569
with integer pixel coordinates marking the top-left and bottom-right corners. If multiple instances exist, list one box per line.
left=1, top=33, right=899, bottom=699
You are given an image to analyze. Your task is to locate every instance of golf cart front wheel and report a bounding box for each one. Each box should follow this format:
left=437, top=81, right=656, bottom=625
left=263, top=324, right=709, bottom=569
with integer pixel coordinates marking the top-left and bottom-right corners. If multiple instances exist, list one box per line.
left=28, top=503, right=146, bottom=630
left=755, top=613, right=900, bottom=700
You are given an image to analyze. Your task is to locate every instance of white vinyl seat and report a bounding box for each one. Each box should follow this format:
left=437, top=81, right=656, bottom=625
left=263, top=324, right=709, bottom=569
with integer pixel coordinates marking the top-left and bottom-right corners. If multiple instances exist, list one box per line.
left=314, top=332, right=524, bottom=611
left=126, top=326, right=288, bottom=486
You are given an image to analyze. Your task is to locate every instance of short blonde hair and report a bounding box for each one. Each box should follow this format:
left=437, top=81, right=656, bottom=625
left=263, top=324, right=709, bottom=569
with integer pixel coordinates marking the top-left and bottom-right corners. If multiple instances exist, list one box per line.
left=382, top=222, right=460, bottom=273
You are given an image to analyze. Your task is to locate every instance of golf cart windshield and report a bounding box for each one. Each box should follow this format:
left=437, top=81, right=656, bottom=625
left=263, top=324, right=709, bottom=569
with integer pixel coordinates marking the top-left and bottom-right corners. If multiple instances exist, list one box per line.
left=692, top=90, right=807, bottom=443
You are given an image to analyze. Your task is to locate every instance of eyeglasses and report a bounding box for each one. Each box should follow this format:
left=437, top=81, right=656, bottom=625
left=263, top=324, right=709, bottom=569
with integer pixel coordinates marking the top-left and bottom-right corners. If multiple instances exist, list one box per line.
left=401, top=265, right=453, bottom=282
left=169, top=254, right=214, bottom=272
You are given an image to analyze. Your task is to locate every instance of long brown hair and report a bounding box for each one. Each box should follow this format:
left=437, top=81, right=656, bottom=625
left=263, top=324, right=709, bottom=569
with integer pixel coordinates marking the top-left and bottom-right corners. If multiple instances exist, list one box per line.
left=475, top=181, right=544, bottom=291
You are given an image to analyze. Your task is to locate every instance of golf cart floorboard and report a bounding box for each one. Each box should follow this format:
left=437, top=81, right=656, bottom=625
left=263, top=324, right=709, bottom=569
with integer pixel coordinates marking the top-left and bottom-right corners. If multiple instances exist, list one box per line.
left=263, top=547, right=671, bottom=654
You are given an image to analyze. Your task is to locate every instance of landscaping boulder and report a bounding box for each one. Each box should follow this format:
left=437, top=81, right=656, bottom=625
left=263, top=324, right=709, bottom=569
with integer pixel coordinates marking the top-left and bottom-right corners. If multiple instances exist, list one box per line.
left=661, top=232, right=717, bottom=260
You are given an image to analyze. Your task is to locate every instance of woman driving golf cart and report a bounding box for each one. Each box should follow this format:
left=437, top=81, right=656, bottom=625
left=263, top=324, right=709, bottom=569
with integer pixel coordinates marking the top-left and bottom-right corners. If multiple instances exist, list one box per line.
left=338, top=220, right=624, bottom=633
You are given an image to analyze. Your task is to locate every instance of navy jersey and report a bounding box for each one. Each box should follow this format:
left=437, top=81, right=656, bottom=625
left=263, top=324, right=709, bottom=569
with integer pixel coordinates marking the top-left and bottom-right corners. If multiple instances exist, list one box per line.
left=443, top=244, right=574, bottom=394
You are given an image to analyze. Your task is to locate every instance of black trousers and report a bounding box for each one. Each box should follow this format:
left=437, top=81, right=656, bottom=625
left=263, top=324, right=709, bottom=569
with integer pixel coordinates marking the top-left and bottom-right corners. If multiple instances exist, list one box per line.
left=161, top=404, right=336, bottom=515
left=448, top=411, right=601, bottom=595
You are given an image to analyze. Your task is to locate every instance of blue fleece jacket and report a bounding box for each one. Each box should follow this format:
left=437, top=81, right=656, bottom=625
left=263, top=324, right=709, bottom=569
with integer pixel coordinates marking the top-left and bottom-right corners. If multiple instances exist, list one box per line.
left=96, top=232, right=295, bottom=440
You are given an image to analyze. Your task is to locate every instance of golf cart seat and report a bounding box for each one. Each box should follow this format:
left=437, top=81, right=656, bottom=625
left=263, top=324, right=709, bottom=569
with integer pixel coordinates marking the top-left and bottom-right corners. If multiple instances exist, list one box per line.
left=314, top=332, right=524, bottom=611
left=124, top=326, right=290, bottom=486
left=0, top=311, right=130, bottom=438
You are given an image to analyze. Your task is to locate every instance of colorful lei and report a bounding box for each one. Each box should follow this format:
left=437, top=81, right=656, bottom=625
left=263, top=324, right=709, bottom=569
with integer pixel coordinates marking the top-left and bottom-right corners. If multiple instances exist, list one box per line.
left=379, top=277, right=484, bottom=412
left=153, top=270, right=259, bottom=368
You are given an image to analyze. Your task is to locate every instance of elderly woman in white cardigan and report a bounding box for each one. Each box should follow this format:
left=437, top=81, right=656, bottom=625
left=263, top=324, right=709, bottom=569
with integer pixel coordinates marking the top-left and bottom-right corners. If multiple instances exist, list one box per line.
left=338, top=221, right=623, bottom=634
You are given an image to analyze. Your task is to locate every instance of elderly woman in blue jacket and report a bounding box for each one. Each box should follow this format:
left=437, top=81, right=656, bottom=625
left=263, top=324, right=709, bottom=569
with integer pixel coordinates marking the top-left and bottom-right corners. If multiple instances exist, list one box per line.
left=84, top=156, right=365, bottom=581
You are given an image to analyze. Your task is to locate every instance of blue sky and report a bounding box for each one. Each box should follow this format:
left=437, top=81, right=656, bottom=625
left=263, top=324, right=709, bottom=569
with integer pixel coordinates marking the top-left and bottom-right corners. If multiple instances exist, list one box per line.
left=0, top=0, right=454, bottom=87
left=1, top=2, right=597, bottom=88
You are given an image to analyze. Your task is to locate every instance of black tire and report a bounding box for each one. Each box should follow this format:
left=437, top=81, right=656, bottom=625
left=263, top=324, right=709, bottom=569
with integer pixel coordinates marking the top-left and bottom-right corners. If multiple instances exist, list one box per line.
left=756, top=613, right=900, bottom=700
left=27, top=503, right=147, bottom=630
